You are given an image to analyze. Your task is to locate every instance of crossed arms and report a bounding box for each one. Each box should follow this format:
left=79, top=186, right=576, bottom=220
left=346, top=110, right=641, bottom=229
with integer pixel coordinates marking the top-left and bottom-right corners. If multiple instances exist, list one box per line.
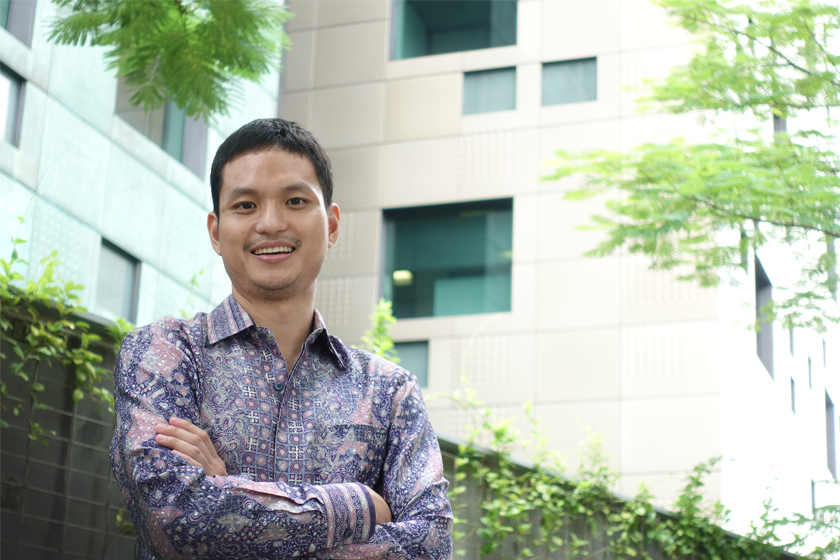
left=110, top=324, right=453, bottom=559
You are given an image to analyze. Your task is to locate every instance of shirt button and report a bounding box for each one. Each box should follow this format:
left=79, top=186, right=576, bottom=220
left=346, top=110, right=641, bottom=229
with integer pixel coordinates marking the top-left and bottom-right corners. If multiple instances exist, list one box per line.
left=257, top=331, right=266, bottom=341
left=274, top=381, right=283, bottom=390
left=343, top=528, right=353, bottom=539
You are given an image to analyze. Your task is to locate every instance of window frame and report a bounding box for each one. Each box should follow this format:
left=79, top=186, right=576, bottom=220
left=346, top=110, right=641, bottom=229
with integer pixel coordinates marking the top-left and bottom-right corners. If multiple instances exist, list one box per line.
left=96, top=239, right=141, bottom=323
left=114, top=76, right=208, bottom=178
left=2, top=0, right=36, bottom=47
left=463, top=66, right=517, bottom=116
left=391, top=0, right=518, bottom=61
left=382, top=198, right=514, bottom=320
left=541, top=57, right=598, bottom=107
left=1, top=63, right=25, bottom=147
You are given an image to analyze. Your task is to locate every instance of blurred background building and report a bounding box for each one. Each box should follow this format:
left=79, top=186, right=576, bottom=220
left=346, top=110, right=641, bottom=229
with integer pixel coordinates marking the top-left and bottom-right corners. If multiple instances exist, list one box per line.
left=1, top=0, right=838, bottom=555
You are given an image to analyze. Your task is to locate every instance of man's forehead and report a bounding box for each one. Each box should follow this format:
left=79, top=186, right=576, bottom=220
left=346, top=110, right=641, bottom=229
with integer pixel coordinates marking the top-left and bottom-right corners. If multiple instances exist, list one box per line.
left=219, top=148, right=318, bottom=195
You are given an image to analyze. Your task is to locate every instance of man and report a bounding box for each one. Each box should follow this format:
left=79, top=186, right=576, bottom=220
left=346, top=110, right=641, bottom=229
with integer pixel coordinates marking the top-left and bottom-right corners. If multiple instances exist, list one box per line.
left=110, top=118, right=453, bottom=559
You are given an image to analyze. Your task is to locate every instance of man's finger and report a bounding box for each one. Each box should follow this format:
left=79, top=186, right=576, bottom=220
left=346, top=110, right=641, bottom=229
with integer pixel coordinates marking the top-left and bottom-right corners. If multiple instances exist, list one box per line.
left=155, top=417, right=229, bottom=477
left=156, top=423, right=206, bottom=450
left=155, top=433, right=201, bottom=459
left=171, top=449, right=203, bottom=468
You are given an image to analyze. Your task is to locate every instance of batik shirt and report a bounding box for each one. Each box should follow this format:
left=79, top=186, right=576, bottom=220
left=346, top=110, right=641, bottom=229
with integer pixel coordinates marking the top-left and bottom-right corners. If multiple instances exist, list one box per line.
left=110, top=295, right=453, bottom=560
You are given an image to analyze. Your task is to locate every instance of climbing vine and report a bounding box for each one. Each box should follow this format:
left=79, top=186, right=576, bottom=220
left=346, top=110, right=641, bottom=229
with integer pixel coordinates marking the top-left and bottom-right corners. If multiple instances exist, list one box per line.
left=446, top=389, right=839, bottom=560
left=0, top=232, right=117, bottom=443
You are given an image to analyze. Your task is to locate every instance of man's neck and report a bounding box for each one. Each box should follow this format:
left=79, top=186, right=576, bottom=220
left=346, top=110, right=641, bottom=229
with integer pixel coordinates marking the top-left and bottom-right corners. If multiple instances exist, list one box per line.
left=231, top=289, right=315, bottom=369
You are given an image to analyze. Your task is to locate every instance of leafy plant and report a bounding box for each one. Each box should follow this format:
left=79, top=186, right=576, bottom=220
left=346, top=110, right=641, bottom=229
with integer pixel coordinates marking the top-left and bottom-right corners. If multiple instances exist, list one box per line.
left=178, top=268, right=206, bottom=319
left=48, top=0, right=292, bottom=119
left=1, top=231, right=114, bottom=443
left=361, top=298, right=400, bottom=363
left=445, top=391, right=838, bottom=560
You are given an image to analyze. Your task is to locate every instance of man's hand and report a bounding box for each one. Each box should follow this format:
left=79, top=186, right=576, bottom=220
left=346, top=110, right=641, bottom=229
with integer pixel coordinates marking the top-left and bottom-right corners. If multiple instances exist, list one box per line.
left=368, top=488, right=392, bottom=525
left=154, top=417, right=228, bottom=476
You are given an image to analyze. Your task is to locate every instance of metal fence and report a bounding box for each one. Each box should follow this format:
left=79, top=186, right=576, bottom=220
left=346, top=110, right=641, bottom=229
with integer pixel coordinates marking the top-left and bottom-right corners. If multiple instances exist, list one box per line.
left=1, top=329, right=134, bottom=559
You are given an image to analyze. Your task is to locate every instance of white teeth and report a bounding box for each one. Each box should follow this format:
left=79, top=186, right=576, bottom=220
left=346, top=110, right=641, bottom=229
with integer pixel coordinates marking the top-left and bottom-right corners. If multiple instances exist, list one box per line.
left=254, top=246, right=294, bottom=255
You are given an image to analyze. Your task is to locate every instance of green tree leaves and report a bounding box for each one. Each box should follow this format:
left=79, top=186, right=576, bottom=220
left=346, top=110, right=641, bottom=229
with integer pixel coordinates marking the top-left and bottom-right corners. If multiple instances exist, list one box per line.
left=362, top=298, right=401, bottom=363
left=48, top=0, right=292, bottom=119
left=547, top=0, right=840, bottom=331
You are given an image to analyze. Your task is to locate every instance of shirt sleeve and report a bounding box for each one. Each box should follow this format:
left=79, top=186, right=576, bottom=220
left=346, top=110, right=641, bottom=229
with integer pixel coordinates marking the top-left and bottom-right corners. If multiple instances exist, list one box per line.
left=311, top=374, right=454, bottom=560
left=110, top=325, right=376, bottom=559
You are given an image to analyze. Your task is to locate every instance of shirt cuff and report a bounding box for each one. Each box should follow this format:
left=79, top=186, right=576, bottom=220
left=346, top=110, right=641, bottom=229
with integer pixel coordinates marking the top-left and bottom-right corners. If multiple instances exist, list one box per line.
left=316, top=482, right=375, bottom=548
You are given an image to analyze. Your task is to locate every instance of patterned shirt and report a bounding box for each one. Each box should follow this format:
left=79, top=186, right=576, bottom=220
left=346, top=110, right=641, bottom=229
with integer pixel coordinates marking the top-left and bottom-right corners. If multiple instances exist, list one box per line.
left=111, top=295, right=453, bottom=560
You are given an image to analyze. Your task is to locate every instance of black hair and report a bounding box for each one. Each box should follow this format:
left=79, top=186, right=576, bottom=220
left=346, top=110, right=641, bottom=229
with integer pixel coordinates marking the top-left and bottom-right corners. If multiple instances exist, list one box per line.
left=210, top=118, right=333, bottom=214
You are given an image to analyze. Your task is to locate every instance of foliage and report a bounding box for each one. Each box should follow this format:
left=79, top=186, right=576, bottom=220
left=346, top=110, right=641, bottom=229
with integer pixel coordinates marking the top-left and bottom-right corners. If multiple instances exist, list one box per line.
left=447, top=391, right=839, bottom=560
left=178, top=268, right=206, bottom=319
left=361, top=298, right=400, bottom=363
left=545, top=0, right=840, bottom=331
left=0, top=232, right=114, bottom=444
left=47, top=0, right=292, bottom=119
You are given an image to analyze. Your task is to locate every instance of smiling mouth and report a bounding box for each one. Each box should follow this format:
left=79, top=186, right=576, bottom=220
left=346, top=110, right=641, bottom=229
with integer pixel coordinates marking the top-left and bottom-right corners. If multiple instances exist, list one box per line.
left=252, top=247, right=294, bottom=255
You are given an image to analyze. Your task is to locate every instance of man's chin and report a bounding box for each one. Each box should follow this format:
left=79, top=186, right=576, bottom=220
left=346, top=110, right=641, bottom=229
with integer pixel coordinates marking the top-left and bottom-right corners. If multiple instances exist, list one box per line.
left=242, top=280, right=306, bottom=301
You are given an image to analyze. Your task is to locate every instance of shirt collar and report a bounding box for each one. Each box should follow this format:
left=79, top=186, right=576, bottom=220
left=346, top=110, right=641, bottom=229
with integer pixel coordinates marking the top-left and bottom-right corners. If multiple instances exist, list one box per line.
left=206, top=295, right=345, bottom=369
left=206, top=295, right=255, bottom=344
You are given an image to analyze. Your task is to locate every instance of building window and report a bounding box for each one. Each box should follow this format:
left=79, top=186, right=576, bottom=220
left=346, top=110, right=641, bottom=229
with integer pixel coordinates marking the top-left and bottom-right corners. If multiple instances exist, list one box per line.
left=392, top=0, right=517, bottom=60
left=1, top=0, right=36, bottom=46
left=755, top=257, right=773, bottom=378
left=827, top=392, right=837, bottom=478
left=394, top=341, right=429, bottom=388
left=96, top=240, right=139, bottom=322
left=0, top=63, right=23, bottom=146
left=463, top=67, right=516, bottom=115
left=542, top=57, right=597, bottom=106
left=383, top=199, right=513, bottom=319
left=809, top=357, right=813, bottom=389
left=115, top=77, right=207, bottom=178
left=790, top=377, right=796, bottom=414
left=789, top=327, right=794, bottom=355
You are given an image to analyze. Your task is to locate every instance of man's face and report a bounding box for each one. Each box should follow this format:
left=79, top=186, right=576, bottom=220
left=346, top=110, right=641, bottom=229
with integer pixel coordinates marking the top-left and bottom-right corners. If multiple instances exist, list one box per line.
left=207, top=149, right=340, bottom=304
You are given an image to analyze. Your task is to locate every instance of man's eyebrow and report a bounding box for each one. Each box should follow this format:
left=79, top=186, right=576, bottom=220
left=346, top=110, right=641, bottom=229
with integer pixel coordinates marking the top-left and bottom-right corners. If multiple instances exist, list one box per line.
left=224, top=187, right=259, bottom=200
left=224, top=184, right=316, bottom=200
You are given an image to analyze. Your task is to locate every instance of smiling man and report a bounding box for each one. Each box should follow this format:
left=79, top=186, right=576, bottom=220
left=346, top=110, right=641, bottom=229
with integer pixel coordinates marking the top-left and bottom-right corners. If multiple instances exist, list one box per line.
left=110, top=119, right=453, bottom=560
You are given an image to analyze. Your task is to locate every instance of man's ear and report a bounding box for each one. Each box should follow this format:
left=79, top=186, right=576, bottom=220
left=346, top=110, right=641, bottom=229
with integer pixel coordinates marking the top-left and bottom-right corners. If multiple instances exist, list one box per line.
left=327, top=204, right=340, bottom=248
left=207, top=212, right=222, bottom=256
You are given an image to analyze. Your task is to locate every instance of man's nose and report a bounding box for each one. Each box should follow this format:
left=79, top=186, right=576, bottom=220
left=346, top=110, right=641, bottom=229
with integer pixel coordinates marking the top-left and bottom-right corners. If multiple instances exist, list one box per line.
left=255, top=203, right=290, bottom=234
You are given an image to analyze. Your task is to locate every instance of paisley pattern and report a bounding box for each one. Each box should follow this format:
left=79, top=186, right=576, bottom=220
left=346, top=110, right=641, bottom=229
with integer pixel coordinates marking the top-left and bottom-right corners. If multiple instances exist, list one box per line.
left=111, top=295, right=453, bottom=559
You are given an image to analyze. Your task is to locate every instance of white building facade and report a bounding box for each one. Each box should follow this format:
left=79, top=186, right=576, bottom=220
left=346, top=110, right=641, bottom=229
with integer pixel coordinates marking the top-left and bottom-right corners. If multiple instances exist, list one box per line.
left=280, top=0, right=840, bottom=533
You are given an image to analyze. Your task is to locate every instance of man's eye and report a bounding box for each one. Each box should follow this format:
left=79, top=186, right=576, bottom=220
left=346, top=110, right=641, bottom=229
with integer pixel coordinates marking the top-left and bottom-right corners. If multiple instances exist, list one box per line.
left=236, top=202, right=256, bottom=210
left=288, top=198, right=306, bottom=206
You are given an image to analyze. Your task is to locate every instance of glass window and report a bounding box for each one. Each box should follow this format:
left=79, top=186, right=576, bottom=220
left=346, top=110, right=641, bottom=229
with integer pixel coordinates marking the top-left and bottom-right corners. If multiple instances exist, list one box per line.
left=542, top=57, right=597, bottom=106
left=0, top=63, right=23, bottom=146
left=393, top=0, right=517, bottom=60
left=394, top=341, right=429, bottom=387
left=755, top=258, right=773, bottom=378
left=463, top=67, right=516, bottom=115
left=161, top=99, right=186, bottom=162
left=383, top=199, right=513, bottom=319
left=114, top=77, right=207, bottom=178
left=827, top=392, right=836, bottom=478
left=0, top=0, right=9, bottom=29
left=96, top=241, right=139, bottom=322
left=2, top=0, right=36, bottom=46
